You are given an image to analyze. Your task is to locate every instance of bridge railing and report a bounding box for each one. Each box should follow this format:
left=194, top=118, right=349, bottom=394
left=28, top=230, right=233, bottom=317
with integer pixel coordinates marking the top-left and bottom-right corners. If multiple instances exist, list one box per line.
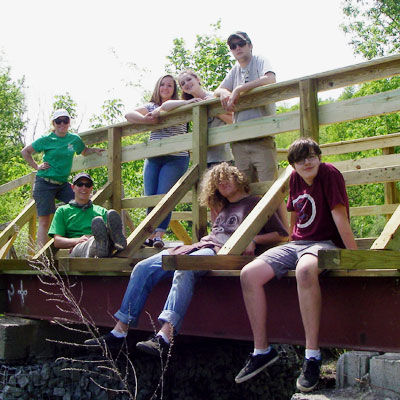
left=1, top=54, right=400, bottom=259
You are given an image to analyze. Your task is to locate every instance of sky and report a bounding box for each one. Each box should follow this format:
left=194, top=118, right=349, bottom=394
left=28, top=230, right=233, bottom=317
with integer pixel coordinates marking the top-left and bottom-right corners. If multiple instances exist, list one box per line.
left=1, top=0, right=364, bottom=143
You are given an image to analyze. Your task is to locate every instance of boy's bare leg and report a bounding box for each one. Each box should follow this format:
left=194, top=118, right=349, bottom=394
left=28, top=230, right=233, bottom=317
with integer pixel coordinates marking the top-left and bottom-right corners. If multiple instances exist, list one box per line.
left=295, top=254, right=321, bottom=350
left=240, top=259, right=276, bottom=349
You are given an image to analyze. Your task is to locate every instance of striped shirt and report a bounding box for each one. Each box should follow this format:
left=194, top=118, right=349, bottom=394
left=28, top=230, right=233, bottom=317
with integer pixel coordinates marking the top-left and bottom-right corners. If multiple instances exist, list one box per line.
left=145, top=102, right=188, bottom=157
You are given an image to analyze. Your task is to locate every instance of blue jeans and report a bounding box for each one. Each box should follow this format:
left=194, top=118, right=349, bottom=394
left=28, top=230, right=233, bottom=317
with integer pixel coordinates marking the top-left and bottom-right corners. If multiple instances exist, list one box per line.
left=114, top=248, right=215, bottom=333
left=143, top=155, right=189, bottom=232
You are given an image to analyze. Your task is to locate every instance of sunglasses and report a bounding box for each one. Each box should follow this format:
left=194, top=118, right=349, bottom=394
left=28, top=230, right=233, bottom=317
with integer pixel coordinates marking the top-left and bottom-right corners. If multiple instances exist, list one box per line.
left=54, top=117, right=70, bottom=125
left=75, top=181, right=93, bottom=188
left=229, top=40, right=247, bottom=50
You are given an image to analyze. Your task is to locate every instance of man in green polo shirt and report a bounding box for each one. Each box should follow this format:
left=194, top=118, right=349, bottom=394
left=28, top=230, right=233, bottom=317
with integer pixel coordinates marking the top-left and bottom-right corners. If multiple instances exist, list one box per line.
left=48, top=173, right=127, bottom=257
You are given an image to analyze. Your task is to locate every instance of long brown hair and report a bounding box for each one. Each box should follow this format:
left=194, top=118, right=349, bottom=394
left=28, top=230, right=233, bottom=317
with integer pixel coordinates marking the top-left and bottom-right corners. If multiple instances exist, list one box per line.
left=178, top=70, right=202, bottom=101
left=150, top=74, right=179, bottom=105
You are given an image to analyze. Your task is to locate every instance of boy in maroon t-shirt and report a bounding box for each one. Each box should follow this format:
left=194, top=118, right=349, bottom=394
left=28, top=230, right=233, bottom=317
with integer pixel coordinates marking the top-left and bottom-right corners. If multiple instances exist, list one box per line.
left=236, top=138, right=357, bottom=392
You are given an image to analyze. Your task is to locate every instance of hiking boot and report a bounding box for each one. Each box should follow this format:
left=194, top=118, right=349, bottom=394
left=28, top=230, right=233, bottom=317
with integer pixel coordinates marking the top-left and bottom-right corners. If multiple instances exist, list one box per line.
left=235, top=347, right=279, bottom=383
left=153, top=237, right=165, bottom=249
left=107, top=209, right=127, bottom=251
left=91, top=217, right=110, bottom=257
left=84, top=332, right=125, bottom=350
left=296, top=357, right=322, bottom=392
left=136, top=335, right=169, bottom=356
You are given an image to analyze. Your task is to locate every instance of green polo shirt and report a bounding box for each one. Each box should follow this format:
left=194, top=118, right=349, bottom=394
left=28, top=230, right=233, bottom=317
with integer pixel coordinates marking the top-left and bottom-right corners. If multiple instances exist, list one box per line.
left=32, top=132, right=85, bottom=183
left=48, top=203, right=108, bottom=238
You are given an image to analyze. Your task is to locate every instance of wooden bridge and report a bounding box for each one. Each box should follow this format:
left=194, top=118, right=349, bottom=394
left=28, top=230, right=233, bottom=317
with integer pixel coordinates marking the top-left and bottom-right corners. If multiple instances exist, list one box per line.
left=1, top=55, right=400, bottom=352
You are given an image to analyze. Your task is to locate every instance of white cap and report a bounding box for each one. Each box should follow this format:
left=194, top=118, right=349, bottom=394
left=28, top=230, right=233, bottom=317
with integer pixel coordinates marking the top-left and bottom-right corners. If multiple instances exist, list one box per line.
left=52, top=109, right=71, bottom=120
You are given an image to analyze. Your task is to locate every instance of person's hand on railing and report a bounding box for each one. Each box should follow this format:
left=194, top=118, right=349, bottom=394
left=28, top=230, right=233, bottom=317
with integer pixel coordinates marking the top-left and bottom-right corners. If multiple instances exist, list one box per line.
left=82, top=147, right=105, bottom=156
left=186, top=98, right=203, bottom=104
left=143, top=111, right=160, bottom=124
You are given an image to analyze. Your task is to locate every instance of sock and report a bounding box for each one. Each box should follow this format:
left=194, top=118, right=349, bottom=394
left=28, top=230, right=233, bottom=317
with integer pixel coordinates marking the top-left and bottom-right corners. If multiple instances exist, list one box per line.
left=305, top=349, right=321, bottom=360
left=253, top=346, right=271, bottom=356
left=111, top=329, right=127, bottom=338
left=157, top=330, right=170, bottom=344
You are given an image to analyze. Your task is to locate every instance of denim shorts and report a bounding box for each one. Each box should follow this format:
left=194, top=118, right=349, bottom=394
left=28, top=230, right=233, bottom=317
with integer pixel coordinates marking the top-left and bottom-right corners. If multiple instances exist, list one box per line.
left=256, top=240, right=338, bottom=279
left=33, top=176, right=74, bottom=216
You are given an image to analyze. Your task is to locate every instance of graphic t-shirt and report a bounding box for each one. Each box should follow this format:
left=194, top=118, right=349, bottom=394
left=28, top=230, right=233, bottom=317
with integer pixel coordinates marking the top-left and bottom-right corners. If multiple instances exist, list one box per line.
left=32, top=132, right=85, bottom=182
left=169, top=195, right=288, bottom=255
left=287, top=163, right=349, bottom=248
left=48, top=203, right=108, bottom=238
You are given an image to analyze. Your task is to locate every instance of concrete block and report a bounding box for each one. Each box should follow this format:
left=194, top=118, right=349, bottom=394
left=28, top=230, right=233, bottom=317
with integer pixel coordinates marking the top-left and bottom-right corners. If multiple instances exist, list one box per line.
left=336, top=351, right=379, bottom=388
left=0, top=316, right=55, bottom=361
left=370, top=353, right=400, bottom=399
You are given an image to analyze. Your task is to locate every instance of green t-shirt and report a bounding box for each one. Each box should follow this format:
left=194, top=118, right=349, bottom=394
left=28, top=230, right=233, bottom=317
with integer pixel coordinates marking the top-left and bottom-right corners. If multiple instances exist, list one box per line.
left=48, top=204, right=108, bottom=238
left=32, top=132, right=85, bottom=182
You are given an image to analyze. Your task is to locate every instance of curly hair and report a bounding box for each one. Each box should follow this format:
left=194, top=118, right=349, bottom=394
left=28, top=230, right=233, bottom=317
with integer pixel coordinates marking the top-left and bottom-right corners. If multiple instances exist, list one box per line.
left=199, top=162, right=250, bottom=210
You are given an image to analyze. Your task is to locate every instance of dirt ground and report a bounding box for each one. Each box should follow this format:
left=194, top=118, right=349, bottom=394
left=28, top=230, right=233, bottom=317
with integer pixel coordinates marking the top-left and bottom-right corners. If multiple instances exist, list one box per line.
left=290, top=356, right=398, bottom=400
left=291, top=386, right=390, bottom=400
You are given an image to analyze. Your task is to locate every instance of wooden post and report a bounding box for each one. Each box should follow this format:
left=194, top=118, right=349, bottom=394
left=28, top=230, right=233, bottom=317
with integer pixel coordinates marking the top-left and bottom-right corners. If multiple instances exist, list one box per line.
left=299, top=79, right=319, bottom=142
left=108, top=127, right=122, bottom=213
left=28, top=213, right=37, bottom=256
left=383, top=147, right=399, bottom=220
left=191, top=104, right=208, bottom=242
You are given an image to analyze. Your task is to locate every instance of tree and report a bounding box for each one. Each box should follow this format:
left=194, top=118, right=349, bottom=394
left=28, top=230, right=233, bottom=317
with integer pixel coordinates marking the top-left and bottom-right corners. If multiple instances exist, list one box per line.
left=0, top=63, right=27, bottom=147
left=341, top=0, right=400, bottom=59
left=0, top=60, right=31, bottom=226
left=165, top=20, right=234, bottom=91
left=89, top=98, right=125, bottom=129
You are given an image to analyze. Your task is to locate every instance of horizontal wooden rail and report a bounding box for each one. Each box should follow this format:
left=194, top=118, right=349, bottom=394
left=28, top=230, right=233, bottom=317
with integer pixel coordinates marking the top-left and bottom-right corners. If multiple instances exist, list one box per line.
left=319, top=249, right=400, bottom=270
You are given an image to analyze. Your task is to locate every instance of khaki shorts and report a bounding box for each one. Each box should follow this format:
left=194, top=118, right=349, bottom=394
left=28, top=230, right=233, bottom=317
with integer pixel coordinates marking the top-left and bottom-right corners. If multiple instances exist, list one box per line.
left=231, top=137, right=277, bottom=183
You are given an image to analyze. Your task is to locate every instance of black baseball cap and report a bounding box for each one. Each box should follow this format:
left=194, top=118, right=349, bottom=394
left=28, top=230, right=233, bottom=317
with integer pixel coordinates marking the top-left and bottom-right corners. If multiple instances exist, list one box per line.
left=227, top=31, right=252, bottom=45
left=72, top=172, right=94, bottom=185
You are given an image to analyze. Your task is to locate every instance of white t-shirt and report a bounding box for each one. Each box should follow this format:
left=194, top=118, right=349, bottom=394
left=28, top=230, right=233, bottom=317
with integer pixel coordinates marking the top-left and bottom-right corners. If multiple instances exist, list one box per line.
left=220, top=54, right=276, bottom=123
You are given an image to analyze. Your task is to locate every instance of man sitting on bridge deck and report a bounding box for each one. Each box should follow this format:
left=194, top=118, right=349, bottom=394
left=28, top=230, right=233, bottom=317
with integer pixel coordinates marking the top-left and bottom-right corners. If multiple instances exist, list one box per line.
left=84, top=163, right=288, bottom=354
left=236, top=138, right=358, bottom=392
left=48, top=173, right=127, bottom=258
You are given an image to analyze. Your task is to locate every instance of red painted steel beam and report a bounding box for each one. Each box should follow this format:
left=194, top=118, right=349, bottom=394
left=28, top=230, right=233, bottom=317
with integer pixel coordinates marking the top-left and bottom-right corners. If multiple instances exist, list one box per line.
left=3, top=274, right=400, bottom=352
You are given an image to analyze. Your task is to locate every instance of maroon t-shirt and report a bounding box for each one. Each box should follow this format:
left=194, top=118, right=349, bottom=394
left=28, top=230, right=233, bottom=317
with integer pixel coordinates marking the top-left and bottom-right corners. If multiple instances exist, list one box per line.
left=169, top=195, right=288, bottom=255
left=287, top=163, right=349, bottom=248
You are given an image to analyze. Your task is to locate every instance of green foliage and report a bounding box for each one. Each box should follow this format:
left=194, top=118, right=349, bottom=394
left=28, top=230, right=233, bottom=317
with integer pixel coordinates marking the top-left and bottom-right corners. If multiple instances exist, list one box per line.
left=89, top=98, right=125, bottom=128
left=341, top=0, right=400, bottom=59
left=0, top=65, right=26, bottom=147
left=165, top=20, right=234, bottom=91
left=52, top=92, right=78, bottom=119
left=0, top=61, right=30, bottom=189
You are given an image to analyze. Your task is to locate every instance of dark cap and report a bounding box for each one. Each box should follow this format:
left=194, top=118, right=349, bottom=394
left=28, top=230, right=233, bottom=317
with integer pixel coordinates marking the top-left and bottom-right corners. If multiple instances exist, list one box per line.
left=72, top=172, right=94, bottom=185
left=227, top=31, right=252, bottom=45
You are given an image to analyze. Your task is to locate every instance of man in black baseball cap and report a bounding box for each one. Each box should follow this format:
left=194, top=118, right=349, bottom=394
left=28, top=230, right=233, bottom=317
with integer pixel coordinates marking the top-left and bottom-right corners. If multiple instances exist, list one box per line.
left=215, top=31, right=278, bottom=185
left=48, top=173, right=126, bottom=257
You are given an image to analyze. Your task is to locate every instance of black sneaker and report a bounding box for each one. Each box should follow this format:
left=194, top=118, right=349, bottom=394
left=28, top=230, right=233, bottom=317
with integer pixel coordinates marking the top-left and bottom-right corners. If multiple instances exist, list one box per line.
left=235, top=347, right=279, bottom=383
left=91, top=216, right=110, bottom=257
left=84, top=332, right=125, bottom=350
left=296, top=357, right=322, bottom=392
left=143, top=238, right=154, bottom=247
left=136, top=335, right=169, bottom=356
left=107, top=210, right=127, bottom=251
left=153, top=237, right=165, bottom=249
